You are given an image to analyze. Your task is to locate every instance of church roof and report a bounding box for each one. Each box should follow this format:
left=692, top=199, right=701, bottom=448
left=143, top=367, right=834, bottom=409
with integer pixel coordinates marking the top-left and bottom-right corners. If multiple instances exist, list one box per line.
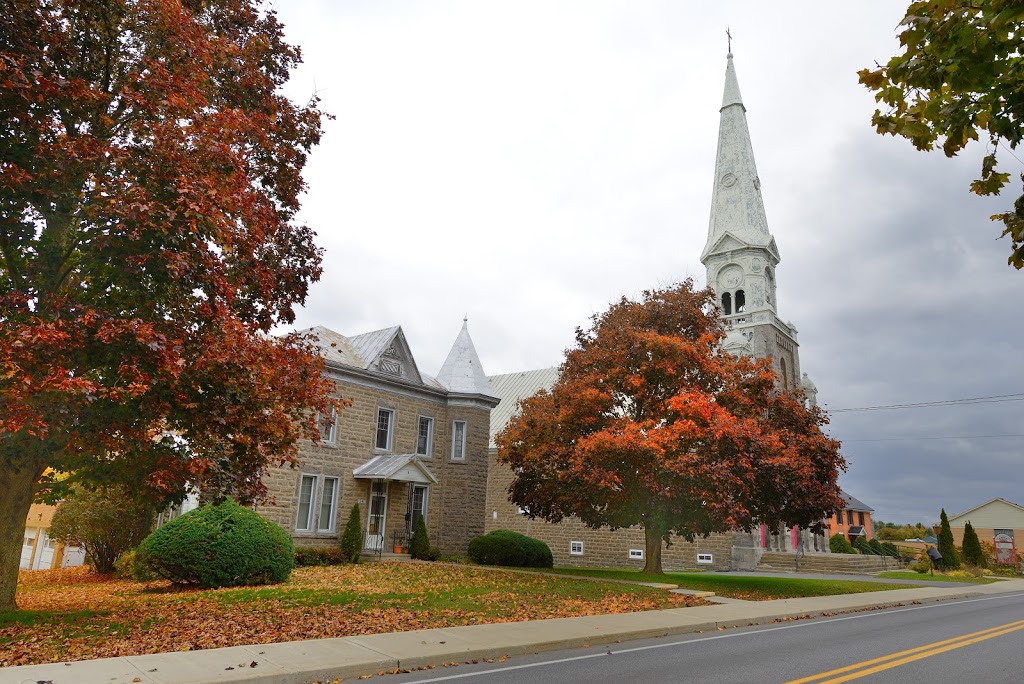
left=297, top=325, right=439, bottom=389
left=435, top=320, right=497, bottom=398
left=486, top=367, right=560, bottom=448
left=702, top=52, right=776, bottom=262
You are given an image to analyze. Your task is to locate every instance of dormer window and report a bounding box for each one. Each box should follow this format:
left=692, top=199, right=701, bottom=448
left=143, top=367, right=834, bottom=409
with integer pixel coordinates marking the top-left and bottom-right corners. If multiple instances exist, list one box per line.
left=722, top=292, right=732, bottom=315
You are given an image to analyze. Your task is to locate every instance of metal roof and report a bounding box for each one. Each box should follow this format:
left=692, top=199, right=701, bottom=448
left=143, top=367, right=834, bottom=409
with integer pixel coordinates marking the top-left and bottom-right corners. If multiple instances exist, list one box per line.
left=352, top=454, right=438, bottom=484
left=486, top=367, right=560, bottom=448
left=346, top=326, right=401, bottom=369
left=841, top=490, right=874, bottom=513
left=435, top=320, right=496, bottom=397
left=948, top=497, right=1024, bottom=522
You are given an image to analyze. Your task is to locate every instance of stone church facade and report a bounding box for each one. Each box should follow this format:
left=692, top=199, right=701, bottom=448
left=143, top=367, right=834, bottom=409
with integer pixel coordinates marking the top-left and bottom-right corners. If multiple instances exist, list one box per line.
left=483, top=51, right=827, bottom=571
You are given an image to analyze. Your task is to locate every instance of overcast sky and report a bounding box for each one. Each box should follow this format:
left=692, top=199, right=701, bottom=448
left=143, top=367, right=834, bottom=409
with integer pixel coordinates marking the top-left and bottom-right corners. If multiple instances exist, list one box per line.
left=272, top=1, right=1024, bottom=527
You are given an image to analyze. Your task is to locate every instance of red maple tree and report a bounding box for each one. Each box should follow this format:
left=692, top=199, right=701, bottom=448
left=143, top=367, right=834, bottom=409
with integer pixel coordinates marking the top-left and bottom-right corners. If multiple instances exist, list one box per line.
left=496, top=282, right=845, bottom=574
left=0, top=0, right=336, bottom=609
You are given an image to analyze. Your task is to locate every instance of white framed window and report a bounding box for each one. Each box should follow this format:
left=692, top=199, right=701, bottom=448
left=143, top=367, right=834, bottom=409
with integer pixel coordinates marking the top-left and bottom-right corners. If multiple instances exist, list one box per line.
left=318, top=477, right=339, bottom=532
left=376, top=408, right=394, bottom=450
left=697, top=553, right=714, bottom=564
left=451, top=420, right=466, bottom=460
left=317, top=408, right=337, bottom=444
left=570, top=540, right=584, bottom=556
left=629, top=549, right=644, bottom=560
left=416, top=416, right=434, bottom=456
left=295, top=474, right=317, bottom=531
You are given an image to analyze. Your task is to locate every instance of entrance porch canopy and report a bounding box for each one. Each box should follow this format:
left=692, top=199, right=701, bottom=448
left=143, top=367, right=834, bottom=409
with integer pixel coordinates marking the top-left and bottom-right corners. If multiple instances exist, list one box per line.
left=353, top=454, right=438, bottom=484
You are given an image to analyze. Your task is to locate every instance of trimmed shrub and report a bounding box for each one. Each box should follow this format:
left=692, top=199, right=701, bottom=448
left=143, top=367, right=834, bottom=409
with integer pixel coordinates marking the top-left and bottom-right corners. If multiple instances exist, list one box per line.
left=880, top=541, right=899, bottom=557
left=853, top=536, right=873, bottom=555
left=409, top=516, right=431, bottom=560
left=910, top=550, right=932, bottom=574
left=468, top=530, right=554, bottom=568
left=937, top=509, right=961, bottom=570
left=295, top=546, right=345, bottom=567
left=340, top=503, right=362, bottom=563
left=136, top=500, right=293, bottom=587
left=113, top=549, right=156, bottom=582
left=829, top=533, right=855, bottom=554
left=961, top=521, right=986, bottom=568
left=868, top=538, right=885, bottom=555
left=48, top=484, right=157, bottom=574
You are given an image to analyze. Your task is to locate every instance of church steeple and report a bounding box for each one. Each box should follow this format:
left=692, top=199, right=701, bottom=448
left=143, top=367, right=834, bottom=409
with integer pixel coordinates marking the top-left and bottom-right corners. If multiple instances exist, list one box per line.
left=701, top=52, right=777, bottom=264
left=700, top=48, right=800, bottom=392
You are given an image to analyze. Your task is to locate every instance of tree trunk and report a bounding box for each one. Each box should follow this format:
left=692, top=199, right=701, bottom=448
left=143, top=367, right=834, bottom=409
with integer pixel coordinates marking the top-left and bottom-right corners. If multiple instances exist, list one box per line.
left=641, top=524, right=666, bottom=575
left=0, top=463, right=43, bottom=611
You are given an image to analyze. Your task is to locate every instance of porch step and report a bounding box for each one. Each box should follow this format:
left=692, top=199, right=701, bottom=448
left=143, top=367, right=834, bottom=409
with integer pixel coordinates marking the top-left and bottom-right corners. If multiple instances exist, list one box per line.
left=755, top=551, right=901, bottom=575
left=360, top=551, right=413, bottom=563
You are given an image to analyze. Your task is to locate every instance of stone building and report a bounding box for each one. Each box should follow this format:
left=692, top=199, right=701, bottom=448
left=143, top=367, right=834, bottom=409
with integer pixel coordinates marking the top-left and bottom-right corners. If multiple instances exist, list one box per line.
left=483, top=50, right=830, bottom=571
left=261, top=320, right=499, bottom=556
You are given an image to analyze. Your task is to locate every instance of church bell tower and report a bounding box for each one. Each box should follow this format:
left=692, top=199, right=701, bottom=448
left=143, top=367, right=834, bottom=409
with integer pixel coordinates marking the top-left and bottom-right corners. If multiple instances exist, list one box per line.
left=701, top=50, right=801, bottom=391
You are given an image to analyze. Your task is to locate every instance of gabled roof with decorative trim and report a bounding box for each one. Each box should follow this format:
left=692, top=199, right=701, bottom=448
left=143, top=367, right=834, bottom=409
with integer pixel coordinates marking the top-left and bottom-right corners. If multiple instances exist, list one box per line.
left=297, top=325, right=433, bottom=388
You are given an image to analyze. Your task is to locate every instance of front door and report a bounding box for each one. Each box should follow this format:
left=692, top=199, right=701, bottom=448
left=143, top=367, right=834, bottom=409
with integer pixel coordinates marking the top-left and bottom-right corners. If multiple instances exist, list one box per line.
left=365, top=479, right=388, bottom=551
left=407, top=484, right=428, bottom=536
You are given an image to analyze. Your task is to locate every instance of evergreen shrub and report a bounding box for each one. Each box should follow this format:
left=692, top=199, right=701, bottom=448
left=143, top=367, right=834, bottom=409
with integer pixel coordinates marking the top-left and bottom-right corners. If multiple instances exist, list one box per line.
left=136, top=500, right=293, bottom=587
left=340, top=503, right=362, bottom=563
left=294, top=546, right=345, bottom=566
left=854, top=536, right=874, bottom=555
left=829, top=533, right=855, bottom=554
left=937, top=509, right=961, bottom=570
left=961, top=521, right=987, bottom=568
left=468, top=530, right=553, bottom=568
left=409, top=516, right=431, bottom=560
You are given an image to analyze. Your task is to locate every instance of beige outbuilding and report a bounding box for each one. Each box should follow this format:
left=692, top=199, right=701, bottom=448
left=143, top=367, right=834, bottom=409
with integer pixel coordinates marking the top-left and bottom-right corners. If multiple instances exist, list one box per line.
left=947, top=498, right=1024, bottom=565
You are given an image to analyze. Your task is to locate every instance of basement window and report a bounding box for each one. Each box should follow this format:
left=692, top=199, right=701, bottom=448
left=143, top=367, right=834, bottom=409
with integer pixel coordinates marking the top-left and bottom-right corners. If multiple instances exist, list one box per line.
left=628, top=549, right=644, bottom=560
left=570, top=541, right=584, bottom=556
left=697, top=553, right=713, bottom=564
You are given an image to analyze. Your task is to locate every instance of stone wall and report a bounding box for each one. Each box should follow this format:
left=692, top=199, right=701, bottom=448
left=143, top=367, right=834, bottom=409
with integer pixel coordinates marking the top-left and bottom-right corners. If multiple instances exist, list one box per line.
left=483, top=451, right=733, bottom=570
left=262, top=374, right=491, bottom=555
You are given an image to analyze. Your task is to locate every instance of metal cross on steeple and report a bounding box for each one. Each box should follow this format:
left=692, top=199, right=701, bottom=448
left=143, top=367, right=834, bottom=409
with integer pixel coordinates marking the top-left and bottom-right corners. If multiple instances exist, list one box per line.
left=727, top=27, right=732, bottom=55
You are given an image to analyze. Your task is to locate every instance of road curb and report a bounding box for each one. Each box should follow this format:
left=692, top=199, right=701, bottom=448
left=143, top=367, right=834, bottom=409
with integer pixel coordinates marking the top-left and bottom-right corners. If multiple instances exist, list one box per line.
left=2, top=584, right=1018, bottom=684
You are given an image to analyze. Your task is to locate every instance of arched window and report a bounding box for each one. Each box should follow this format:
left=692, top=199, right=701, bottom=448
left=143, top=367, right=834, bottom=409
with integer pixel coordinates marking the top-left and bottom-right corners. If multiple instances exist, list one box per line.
left=722, top=292, right=732, bottom=315
left=735, top=289, right=746, bottom=313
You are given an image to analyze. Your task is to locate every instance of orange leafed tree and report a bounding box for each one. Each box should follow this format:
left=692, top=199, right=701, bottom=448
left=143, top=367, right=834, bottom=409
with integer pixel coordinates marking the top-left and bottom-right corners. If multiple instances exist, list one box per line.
left=0, top=0, right=337, bottom=609
left=496, top=282, right=845, bottom=574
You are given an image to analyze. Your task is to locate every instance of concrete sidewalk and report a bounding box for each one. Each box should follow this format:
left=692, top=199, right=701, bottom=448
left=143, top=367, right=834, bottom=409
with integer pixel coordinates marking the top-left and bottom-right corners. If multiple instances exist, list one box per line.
left=3, top=578, right=1021, bottom=684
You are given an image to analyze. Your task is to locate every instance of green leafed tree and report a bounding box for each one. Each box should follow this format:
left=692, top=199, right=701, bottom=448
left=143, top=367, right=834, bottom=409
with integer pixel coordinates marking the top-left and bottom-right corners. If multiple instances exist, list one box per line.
left=0, top=0, right=337, bottom=610
left=937, top=508, right=961, bottom=570
left=858, top=1, right=1024, bottom=268
left=48, top=484, right=157, bottom=574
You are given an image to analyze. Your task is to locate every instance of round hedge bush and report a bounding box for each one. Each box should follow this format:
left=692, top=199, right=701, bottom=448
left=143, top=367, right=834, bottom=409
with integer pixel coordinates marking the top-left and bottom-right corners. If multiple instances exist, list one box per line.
left=136, top=500, right=294, bottom=587
left=467, top=530, right=553, bottom=568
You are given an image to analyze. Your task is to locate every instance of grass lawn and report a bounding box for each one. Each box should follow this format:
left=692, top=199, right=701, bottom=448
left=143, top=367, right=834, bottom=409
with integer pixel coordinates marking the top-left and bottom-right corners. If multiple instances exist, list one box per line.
left=876, top=571, right=1001, bottom=585
left=1, top=563, right=702, bottom=667
left=546, top=568, right=918, bottom=600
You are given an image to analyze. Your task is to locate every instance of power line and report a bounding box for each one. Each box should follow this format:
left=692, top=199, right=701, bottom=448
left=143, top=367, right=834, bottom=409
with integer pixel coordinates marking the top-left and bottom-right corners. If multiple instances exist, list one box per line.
left=827, top=393, right=1024, bottom=413
left=842, top=433, right=1024, bottom=443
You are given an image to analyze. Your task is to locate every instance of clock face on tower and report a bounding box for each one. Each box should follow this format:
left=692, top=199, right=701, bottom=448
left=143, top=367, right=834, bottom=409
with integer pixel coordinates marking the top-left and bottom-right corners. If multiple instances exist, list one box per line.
left=719, top=265, right=743, bottom=289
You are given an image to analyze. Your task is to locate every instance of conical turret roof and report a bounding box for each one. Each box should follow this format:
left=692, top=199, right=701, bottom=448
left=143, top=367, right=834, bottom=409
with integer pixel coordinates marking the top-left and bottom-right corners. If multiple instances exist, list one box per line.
left=702, top=52, right=776, bottom=262
left=436, top=319, right=496, bottom=397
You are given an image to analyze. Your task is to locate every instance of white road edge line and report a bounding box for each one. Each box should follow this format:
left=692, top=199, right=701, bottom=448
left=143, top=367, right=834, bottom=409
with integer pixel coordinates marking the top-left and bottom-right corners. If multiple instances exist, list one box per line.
left=394, top=592, right=1024, bottom=683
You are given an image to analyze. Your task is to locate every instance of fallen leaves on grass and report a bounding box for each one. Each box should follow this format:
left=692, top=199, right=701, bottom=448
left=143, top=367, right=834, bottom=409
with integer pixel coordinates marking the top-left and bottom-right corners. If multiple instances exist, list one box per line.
left=3, top=564, right=702, bottom=666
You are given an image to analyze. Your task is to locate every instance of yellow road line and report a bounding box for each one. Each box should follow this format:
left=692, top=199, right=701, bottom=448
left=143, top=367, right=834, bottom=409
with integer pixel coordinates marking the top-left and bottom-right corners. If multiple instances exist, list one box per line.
left=785, top=618, right=1024, bottom=684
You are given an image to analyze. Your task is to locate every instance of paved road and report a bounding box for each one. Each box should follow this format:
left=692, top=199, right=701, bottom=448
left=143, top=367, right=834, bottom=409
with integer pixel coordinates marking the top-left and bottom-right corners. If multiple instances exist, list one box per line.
left=386, top=589, right=1024, bottom=684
